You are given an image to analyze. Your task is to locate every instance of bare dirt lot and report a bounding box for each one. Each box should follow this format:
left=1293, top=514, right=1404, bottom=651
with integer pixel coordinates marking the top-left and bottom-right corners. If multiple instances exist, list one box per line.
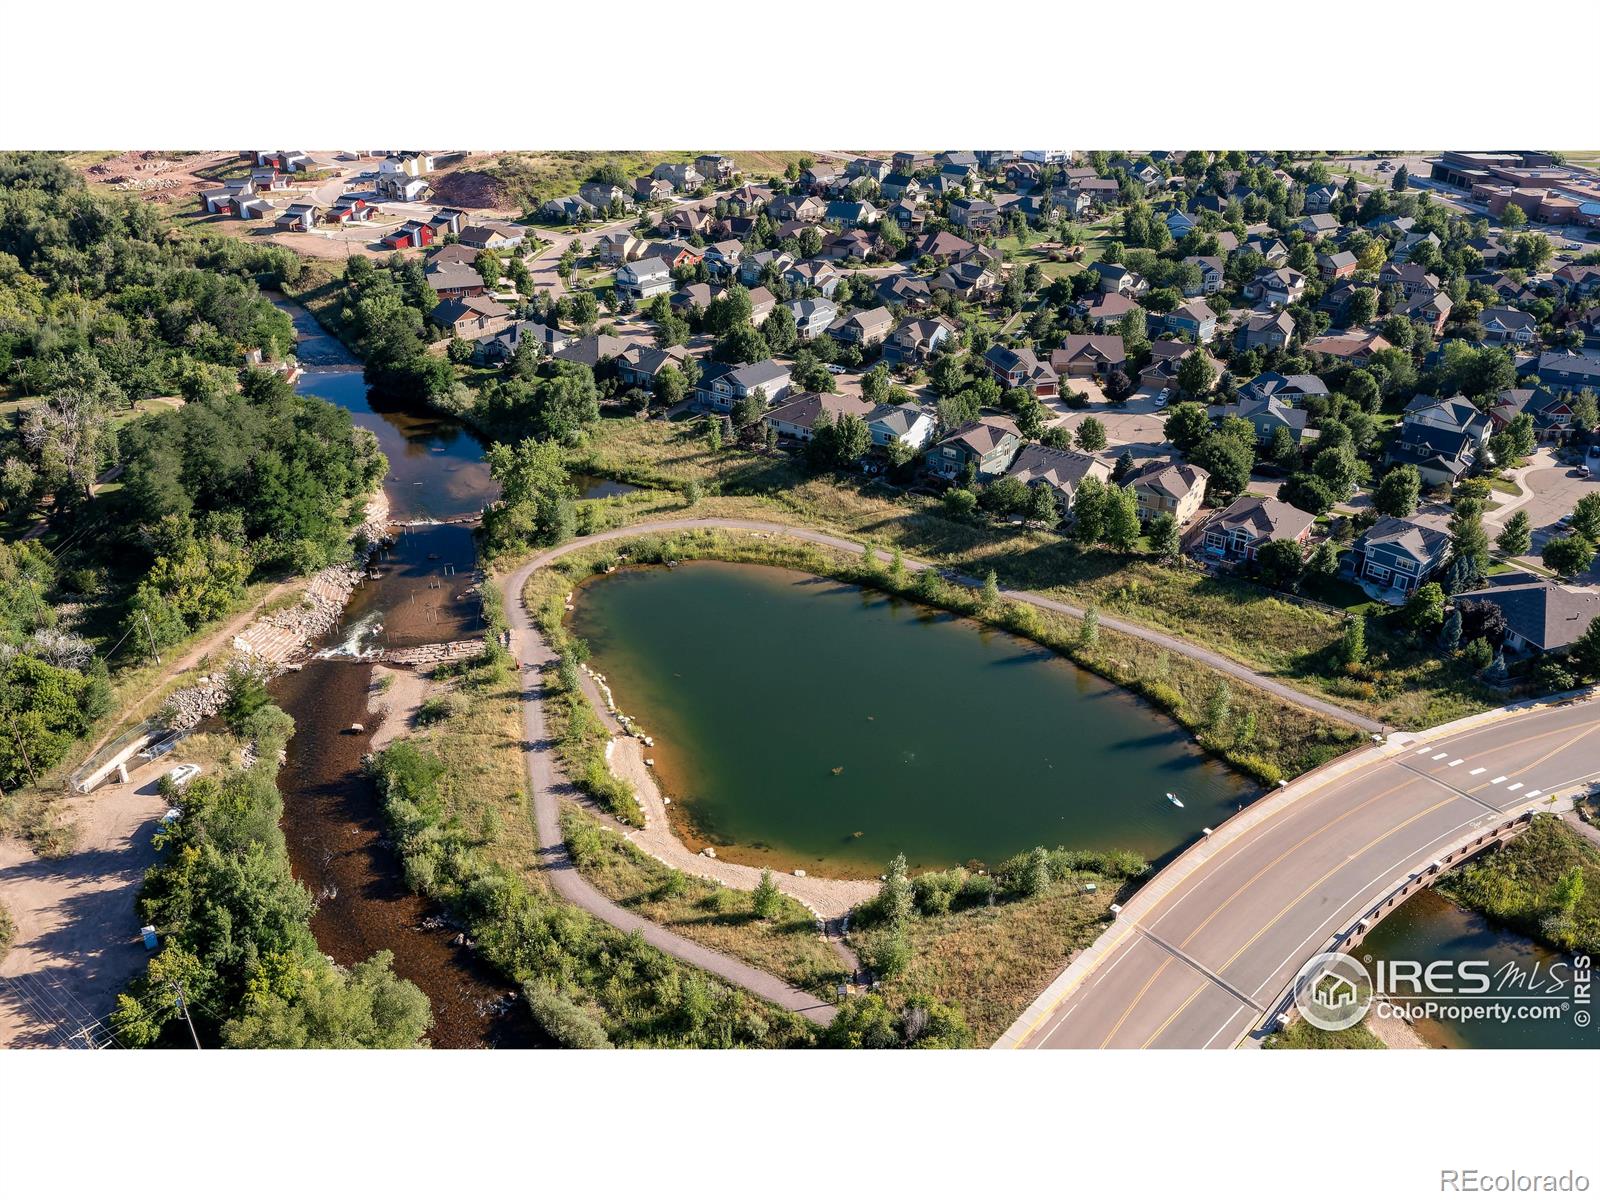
left=0, top=764, right=172, bottom=1047
left=73, top=149, right=239, bottom=205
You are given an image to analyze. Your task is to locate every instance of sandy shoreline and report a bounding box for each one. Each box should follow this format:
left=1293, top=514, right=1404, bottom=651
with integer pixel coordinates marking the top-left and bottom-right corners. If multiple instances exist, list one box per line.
left=368, top=663, right=431, bottom=754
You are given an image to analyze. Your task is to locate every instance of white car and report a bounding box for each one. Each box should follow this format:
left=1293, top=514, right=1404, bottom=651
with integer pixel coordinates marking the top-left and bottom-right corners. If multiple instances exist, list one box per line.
left=164, top=763, right=202, bottom=790
left=825, top=364, right=846, bottom=375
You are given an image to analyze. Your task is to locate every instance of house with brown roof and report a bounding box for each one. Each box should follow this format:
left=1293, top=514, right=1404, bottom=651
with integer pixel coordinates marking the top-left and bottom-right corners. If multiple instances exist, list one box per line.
left=1139, top=340, right=1221, bottom=393
left=888, top=316, right=956, bottom=363
left=1234, top=310, right=1295, bottom=352
left=1085, top=292, right=1140, bottom=331
left=1126, top=460, right=1210, bottom=527
left=1004, top=445, right=1113, bottom=512
left=1200, top=496, right=1316, bottom=562
left=929, top=416, right=1023, bottom=480
left=910, top=229, right=978, bottom=264
left=983, top=345, right=1059, bottom=398
left=1051, top=335, right=1126, bottom=379
left=1305, top=330, right=1393, bottom=367
left=832, top=306, right=894, bottom=347
left=432, top=295, right=512, bottom=340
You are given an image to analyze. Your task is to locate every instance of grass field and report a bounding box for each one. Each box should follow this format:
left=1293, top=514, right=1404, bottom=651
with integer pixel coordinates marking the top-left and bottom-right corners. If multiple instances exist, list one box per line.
left=561, top=803, right=849, bottom=1000
left=1262, top=1019, right=1385, bottom=1049
left=563, top=416, right=1496, bottom=735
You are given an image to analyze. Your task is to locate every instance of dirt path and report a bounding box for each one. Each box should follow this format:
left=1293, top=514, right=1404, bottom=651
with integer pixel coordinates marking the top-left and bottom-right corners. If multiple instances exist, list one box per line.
left=0, top=761, right=171, bottom=1046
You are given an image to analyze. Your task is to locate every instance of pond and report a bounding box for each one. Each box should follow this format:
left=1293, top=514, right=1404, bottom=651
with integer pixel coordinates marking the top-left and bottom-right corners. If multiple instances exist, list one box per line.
left=296, top=369, right=497, bottom=523
left=1355, top=889, right=1599, bottom=1050
left=569, top=560, right=1256, bottom=878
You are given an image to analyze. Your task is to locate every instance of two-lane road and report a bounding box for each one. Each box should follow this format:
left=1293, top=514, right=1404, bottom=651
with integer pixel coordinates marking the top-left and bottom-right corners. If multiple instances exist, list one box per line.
left=1015, top=696, right=1600, bottom=1049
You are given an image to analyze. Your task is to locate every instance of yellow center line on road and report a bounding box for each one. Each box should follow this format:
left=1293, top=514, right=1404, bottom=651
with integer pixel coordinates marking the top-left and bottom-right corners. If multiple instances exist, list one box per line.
left=1098, top=951, right=1173, bottom=1049
left=1138, top=793, right=1462, bottom=1048
left=1464, top=721, right=1600, bottom=797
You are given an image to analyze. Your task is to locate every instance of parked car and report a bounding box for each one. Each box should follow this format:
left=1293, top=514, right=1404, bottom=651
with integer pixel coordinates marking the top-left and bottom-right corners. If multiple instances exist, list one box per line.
left=1557, top=513, right=1574, bottom=527
left=164, top=763, right=202, bottom=790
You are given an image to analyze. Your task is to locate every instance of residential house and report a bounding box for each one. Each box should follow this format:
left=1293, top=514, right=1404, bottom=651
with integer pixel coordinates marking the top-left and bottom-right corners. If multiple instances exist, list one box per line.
left=616, top=345, right=691, bottom=390
left=933, top=260, right=998, bottom=300
left=1552, top=264, right=1600, bottom=299
left=1387, top=394, right=1492, bottom=485
left=824, top=229, right=878, bottom=262
left=1304, top=184, right=1338, bottom=214
left=1051, top=335, right=1126, bottom=379
left=824, top=200, right=882, bottom=227
left=1297, top=213, right=1340, bottom=239
left=928, top=416, right=1023, bottom=480
left=425, top=263, right=487, bottom=300
left=327, top=196, right=372, bottom=225
left=644, top=241, right=704, bottom=271
left=652, top=162, right=704, bottom=192
left=778, top=297, right=834, bottom=341
left=615, top=256, right=673, bottom=302
left=739, top=249, right=793, bottom=287
left=695, top=154, right=736, bottom=183
left=376, top=174, right=430, bottom=202
left=947, top=197, right=999, bottom=231
left=1479, top=306, right=1537, bottom=346
left=1200, top=496, right=1316, bottom=562
left=1235, top=310, right=1295, bottom=352
left=473, top=320, right=568, bottom=365
left=200, top=181, right=255, bottom=216
left=1092, top=261, right=1148, bottom=296
left=911, top=230, right=978, bottom=264
left=1305, top=330, right=1394, bottom=367
left=1004, top=445, right=1113, bottom=513
left=833, top=306, right=894, bottom=347
left=1139, top=340, right=1220, bottom=393
left=459, top=223, right=526, bottom=251
left=1086, top=292, right=1140, bottom=331
left=1392, top=231, right=1441, bottom=263
left=1453, top=583, right=1600, bottom=657
left=1492, top=388, right=1577, bottom=441
left=1165, top=209, right=1198, bottom=240
left=273, top=202, right=320, bottom=232
left=771, top=194, right=826, bottom=224
left=875, top=273, right=933, bottom=310
left=1351, top=518, right=1452, bottom=597
left=1240, top=371, right=1329, bottom=406
left=888, top=316, right=955, bottom=363
left=704, top=359, right=791, bottom=411
left=784, top=260, right=841, bottom=298
left=381, top=220, right=434, bottom=249
left=1244, top=266, right=1307, bottom=307
left=596, top=232, right=646, bottom=265
left=540, top=194, right=596, bottom=223
left=1183, top=255, right=1224, bottom=296
left=1213, top=395, right=1310, bottom=445
left=431, top=296, right=511, bottom=340
left=763, top=393, right=873, bottom=444
left=553, top=334, right=635, bottom=369
left=670, top=283, right=717, bottom=316
left=1393, top=289, right=1452, bottom=336
left=1163, top=299, right=1217, bottom=343
left=633, top=176, right=674, bottom=204
left=1379, top=262, right=1440, bottom=299
left=984, top=345, right=1059, bottom=398
left=881, top=173, right=922, bottom=202
left=1243, top=234, right=1289, bottom=265
left=579, top=182, right=630, bottom=211
left=1317, top=250, right=1358, bottom=281
left=866, top=404, right=937, bottom=454
left=1537, top=351, right=1600, bottom=393
left=1126, top=461, right=1210, bottom=526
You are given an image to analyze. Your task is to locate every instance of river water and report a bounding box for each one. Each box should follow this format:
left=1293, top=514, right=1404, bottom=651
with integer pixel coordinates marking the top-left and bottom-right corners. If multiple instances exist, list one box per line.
left=268, top=298, right=544, bottom=1046
left=570, top=560, right=1256, bottom=878
left=1356, top=890, right=1598, bottom=1050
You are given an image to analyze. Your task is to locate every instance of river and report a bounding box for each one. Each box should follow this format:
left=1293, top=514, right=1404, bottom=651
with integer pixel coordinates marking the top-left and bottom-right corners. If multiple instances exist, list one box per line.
left=569, top=560, right=1256, bottom=878
left=270, top=297, right=544, bottom=1046
left=1356, top=889, right=1598, bottom=1049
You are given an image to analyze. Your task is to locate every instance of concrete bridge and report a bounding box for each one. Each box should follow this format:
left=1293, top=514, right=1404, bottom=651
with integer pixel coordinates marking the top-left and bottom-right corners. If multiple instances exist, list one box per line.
left=999, top=691, right=1600, bottom=1049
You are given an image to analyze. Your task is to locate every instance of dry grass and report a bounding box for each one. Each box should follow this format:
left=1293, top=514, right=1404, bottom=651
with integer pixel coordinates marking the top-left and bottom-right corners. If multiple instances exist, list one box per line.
left=876, top=881, right=1120, bottom=1045
left=561, top=803, right=848, bottom=999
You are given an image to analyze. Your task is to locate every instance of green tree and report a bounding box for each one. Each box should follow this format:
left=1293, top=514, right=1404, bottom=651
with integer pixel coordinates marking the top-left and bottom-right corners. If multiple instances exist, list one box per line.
left=1176, top=350, right=1215, bottom=397
left=1030, top=482, right=1059, bottom=528
left=1449, top=498, right=1490, bottom=570
left=1543, top=534, right=1596, bottom=578
left=1402, top=582, right=1446, bottom=632
left=1372, top=465, right=1421, bottom=518
left=1496, top=510, right=1532, bottom=558
left=1148, top=512, right=1181, bottom=562
left=981, top=569, right=1000, bottom=607
left=482, top=438, right=575, bottom=555
left=1570, top=614, right=1600, bottom=680
left=1255, top=539, right=1305, bottom=591
left=1570, top=494, right=1600, bottom=544
left=1071, top=476, right=1108, bottom=543
left=1192, top=433, right=1252, bottom=503
left=1163, top=402, right=1211, bottom=453
left=1337, top=616, right=1368, bottom=668
left=1102, top=485, right=1141, bottom=552
left=1080, top=606, right=1100, bottom=648
left=752, top=870, right=782, bottom=919
left=1570, top=390, right=1598, bottom=433
left=1075, top=416, right=1108, bottom=453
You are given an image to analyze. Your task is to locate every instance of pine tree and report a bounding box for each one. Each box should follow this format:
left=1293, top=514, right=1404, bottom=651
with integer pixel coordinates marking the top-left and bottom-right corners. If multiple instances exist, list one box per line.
left=981, top=569, right=1000, bottom=608
left=1439, top=606, right=1462, bottom=652
left=1080, top=606, right=1100, bottom=648
left=753, top=870, right=782, bottom=919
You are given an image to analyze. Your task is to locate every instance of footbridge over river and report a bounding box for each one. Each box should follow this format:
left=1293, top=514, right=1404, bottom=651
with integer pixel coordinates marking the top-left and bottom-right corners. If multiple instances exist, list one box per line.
left=1000, top=691, right=1600, bottom=1049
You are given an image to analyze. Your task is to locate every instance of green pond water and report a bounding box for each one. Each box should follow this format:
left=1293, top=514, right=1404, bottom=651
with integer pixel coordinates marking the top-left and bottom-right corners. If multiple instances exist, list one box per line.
left=569, top=560, right=1255, bottom=877
left=1356, top=890, right=1598, bottom=1049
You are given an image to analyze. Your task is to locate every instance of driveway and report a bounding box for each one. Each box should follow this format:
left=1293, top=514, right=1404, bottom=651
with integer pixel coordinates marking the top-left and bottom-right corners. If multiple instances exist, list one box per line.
left=1048, top=393, right=1171, bottom=463
left=0, top=763, right=170, bottom=1047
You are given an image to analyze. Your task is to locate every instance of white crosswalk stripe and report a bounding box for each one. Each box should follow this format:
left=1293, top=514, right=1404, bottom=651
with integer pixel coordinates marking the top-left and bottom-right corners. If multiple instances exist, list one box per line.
left=1469, top=768, right=1486, bottom=776
left=1447, top=759, right=1463, bottom=766
left=1507, top=783, right=1524, bottom=792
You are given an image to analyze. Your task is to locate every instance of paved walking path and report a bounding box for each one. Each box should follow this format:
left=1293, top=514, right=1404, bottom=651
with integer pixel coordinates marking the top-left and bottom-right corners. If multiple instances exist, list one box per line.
left=500, top=558, right=841, bottom=1025
left=492, top=515, right=1384, bottom=1027
left=518, top=517, right=1382, bottom=733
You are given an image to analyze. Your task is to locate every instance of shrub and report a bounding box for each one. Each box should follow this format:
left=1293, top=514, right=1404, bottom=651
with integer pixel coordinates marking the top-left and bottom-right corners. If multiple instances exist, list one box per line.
left=417, top=695, right=454, bottom=726
left=911, top=868, right=967, bottom=916
left=526, top=986, right=614, bottom=1048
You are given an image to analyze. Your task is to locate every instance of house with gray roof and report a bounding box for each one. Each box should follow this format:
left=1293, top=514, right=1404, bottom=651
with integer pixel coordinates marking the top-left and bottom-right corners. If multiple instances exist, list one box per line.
left=1453, top=583, right=1600, bottom=657
left=1352, top=517, right=1452, bottom=597
left=1200, top=496, right=1316, bottom=562
left=928, top=416, right=1022, bottom=480
left=1004, top=445, right=1113, bottom=513
left=786, top=297, right=838, bottom=340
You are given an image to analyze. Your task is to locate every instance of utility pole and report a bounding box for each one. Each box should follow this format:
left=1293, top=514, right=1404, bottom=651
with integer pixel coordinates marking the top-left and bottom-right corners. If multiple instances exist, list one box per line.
left=4, top=710, right=39, bottom=787
left=140, top=613, right=161, bottom=668
left=172, top=981, right=202, bottom=1050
